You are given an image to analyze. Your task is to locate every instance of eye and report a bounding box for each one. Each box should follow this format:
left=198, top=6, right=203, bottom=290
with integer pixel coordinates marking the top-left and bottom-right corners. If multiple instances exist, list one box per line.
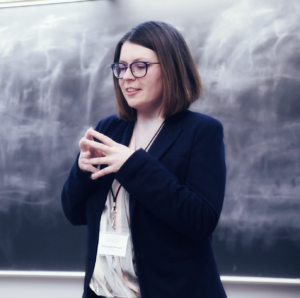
left=134, top=62, right=147, bottom=69
left=118, top=65, right=127, bottom=71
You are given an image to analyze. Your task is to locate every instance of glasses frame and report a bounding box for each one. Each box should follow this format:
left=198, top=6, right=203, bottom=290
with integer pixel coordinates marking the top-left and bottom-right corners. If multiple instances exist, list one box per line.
left=111, top=61, right=160, bottom=79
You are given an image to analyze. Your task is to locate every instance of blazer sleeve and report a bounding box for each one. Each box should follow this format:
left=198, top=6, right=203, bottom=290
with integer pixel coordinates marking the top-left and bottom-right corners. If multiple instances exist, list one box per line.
left=61, top=121, right=103, bottom=226
left=115, top=118, right=226, bottom=241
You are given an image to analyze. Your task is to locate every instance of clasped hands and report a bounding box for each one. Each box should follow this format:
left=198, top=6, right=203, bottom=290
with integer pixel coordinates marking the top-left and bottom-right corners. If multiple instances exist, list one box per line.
left=78, top=127, right=134, bottom=179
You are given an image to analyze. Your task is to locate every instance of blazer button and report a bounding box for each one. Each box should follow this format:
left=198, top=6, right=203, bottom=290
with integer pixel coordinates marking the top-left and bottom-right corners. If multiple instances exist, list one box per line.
left=137, top=252, right=144, bottom=260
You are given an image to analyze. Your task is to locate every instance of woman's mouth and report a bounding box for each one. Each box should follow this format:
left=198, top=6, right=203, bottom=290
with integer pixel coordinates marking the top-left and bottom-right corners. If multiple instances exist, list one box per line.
left=125, top=88, right=141, bottom=95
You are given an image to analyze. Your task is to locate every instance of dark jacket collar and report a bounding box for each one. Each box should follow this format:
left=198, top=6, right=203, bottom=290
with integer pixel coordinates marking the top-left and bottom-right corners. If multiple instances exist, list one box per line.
left=119, top=111, right=186, bottom=160
left=147, top=111, right=186, bottom=160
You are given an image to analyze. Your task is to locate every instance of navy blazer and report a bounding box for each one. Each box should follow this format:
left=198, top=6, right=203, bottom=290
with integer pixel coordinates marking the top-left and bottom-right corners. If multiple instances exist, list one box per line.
left=61, top=110, right=227, bottom=298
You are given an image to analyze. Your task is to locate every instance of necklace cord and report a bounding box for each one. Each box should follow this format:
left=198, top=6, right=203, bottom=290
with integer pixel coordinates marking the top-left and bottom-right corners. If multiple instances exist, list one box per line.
left=144, top=120, right=165, bottom=152
left=110, top=120, right=166, bottom=212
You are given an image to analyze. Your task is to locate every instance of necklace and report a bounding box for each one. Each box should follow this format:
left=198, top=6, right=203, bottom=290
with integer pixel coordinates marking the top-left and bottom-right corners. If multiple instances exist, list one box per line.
left=110, top=120, right=165, bottom=229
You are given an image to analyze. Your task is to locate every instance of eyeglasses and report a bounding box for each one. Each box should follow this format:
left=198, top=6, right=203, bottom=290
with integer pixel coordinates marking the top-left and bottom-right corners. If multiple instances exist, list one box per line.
left=111, top=61, right=160, bottom=79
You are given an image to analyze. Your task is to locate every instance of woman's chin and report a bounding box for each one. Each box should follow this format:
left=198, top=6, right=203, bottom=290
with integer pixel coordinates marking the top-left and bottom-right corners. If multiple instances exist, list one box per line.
left=126, top=99, right=145, bottom=110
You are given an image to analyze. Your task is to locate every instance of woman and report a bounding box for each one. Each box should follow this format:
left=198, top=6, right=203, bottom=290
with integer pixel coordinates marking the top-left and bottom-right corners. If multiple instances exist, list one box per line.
left=62, top=21, right=227, bottom=298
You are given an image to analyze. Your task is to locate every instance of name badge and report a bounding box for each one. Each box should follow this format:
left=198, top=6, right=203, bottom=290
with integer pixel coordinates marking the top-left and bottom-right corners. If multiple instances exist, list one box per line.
left=98, top=233, right=129, bottom=257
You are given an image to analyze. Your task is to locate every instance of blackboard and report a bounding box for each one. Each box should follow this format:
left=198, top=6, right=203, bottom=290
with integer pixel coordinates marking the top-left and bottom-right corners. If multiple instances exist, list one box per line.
left=0, top=0, right=299, bottom=278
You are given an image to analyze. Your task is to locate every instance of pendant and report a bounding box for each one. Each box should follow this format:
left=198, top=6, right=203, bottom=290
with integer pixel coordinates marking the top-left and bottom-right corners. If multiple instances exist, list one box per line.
left=111, top=202, right=117, bottom=213
left=111, top=215, right=116, bottom=229
left=111, top=202, right=117, bottom=229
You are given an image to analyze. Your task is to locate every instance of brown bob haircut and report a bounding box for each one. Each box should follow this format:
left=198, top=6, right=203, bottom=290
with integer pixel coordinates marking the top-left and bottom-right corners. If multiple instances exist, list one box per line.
left=113, top=21, right=203, bottom=121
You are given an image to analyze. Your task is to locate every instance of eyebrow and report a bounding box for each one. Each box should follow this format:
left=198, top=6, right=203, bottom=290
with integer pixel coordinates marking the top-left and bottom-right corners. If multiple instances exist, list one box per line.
left=119, top=58, right=148, bottom=63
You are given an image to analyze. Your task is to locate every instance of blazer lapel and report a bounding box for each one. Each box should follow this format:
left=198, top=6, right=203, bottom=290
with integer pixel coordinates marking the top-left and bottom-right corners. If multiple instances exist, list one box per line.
left=118, top=120, right=135, bottom=146
left=147, top=111, right=185, bottom=160
left=129, top=111, right=186, bottom=218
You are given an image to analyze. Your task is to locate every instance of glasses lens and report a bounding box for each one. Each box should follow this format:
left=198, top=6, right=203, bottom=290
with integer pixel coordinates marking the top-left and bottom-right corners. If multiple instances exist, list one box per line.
left=113, top=63, right=126, bottom=78
left=131, top=62, right=147, bottom=78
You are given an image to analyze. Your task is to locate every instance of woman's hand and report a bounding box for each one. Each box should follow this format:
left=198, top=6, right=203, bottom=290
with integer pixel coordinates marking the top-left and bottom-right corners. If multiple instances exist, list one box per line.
left=78, top=128, right=105, bottom=174
left=79, top=128, right=134, bottom=179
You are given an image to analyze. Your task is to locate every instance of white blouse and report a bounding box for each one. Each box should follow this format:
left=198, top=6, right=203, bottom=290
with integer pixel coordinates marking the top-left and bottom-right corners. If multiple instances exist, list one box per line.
left=89, top=179, right=140, bottom=298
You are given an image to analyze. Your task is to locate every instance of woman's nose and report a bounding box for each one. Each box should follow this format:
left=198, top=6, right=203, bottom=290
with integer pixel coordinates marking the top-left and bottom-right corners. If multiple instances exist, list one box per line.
left=122, top=67, right=135, bottom=80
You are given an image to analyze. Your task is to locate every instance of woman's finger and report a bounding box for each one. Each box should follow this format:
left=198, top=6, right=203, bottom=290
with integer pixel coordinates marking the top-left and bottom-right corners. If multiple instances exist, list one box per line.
left=85, top=164, right=99, bottom=173
left=85, top=127, right=94, bottom=139
left=83, top=139, right=110, bottom=154
left=80, top=151, right=91, bottom=158
left=79, top=136, right=95, bottom=152
left=79, top=152, right=98, bottom=172
left=79, top=159, right=99, bottom=173
left=83, top=157, right=110, bottom=165
left=91, top=166, right=112, bottom=179
left=79, top=127, right=96, bottom=151
left=89, top=130, right=117, bottom=147
left=78, top=137, right=87, bottom=151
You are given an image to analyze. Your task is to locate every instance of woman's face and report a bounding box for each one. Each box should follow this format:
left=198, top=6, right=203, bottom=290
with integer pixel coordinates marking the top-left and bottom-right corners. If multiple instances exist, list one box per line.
left=118, top=42, right=164, bottom=116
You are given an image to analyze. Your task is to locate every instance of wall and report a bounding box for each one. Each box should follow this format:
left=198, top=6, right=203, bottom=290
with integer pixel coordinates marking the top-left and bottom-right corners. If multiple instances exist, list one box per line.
left=0, top=0, right=299, bottom=280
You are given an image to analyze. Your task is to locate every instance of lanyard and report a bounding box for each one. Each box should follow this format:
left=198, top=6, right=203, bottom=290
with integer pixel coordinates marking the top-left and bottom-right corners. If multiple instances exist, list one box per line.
left=110, top=120, right=165, bottom=228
